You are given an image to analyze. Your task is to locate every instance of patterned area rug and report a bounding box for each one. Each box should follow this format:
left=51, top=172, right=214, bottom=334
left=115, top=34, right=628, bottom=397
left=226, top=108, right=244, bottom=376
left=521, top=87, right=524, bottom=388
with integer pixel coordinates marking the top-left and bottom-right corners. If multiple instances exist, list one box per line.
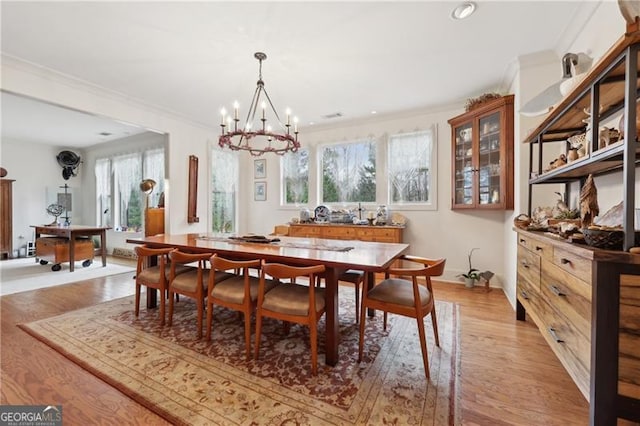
left=20, top=288, right=460, bottom=425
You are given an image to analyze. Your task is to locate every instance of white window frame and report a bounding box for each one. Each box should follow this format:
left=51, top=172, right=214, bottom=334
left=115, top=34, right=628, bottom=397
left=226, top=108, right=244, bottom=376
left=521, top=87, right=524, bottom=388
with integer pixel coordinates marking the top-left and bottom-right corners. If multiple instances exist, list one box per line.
left=95, top=147, right=165, bottom=231
left=317, top=138, right=377, bottom=208
left=210, top=147, right=239, bottom=234
left=386, top=126, right=438, bottom=211
left=280, top=147, right=310, bottom=208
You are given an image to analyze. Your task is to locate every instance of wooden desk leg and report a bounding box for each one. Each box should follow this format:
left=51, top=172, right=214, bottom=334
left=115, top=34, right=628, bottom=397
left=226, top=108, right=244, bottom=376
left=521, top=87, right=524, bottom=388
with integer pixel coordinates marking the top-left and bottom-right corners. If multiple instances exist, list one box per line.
left=68, top=234, right=75, bottom=272
left=146, top=255, right=158, bottom=309
left=100, top=230, right=107, bottom=267
left=325, top=267, right=339, bottom=366
left=366, top=271, right=376, bottom=317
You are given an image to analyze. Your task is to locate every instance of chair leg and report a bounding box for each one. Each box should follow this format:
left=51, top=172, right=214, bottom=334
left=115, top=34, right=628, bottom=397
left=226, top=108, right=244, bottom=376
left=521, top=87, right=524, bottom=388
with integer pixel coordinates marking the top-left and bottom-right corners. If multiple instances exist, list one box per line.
left=383, top=312, right=388, bottom=331
left=196, top=298, right=203, bottom=339
left=159, top=286, right=166, bottom=326
left=243, top=311, right=252, bottom=360
left=431, top=306, right=440, bottom=347
left=358, top=302, right=367, bottom=363
left=134, top=284, right=141, bottom=317
left=205, top=301, right=213, bottom=341
left=310, top=321, right=318, bottom=375
left=254, top=312, right=263, bottom=360
left=416, top=316, right=430, bottom=379
left=168, top=290, right=175, bottom=326
left=354, top=282, right=360, bottom=324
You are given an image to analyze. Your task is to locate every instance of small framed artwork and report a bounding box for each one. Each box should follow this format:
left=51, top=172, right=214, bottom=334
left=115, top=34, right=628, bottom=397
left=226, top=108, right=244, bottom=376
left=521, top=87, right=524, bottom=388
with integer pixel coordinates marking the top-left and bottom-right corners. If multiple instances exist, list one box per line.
left=254, top=181, right=267, bottom=201
left=254, top=159, right=266, bottom=179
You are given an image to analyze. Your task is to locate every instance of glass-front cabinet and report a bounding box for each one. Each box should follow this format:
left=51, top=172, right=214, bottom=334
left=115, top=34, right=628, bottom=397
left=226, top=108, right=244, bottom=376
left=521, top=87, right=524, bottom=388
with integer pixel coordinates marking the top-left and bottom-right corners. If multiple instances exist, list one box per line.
left=448, top=95, right=514, bottom=210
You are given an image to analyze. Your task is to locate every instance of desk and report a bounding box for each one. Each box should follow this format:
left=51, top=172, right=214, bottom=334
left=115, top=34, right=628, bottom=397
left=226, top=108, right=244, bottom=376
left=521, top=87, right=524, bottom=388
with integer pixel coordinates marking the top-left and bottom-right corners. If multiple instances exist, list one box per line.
left=127, top=233, right=409, bottom=366
left=32, top=225, right=110, bottom=272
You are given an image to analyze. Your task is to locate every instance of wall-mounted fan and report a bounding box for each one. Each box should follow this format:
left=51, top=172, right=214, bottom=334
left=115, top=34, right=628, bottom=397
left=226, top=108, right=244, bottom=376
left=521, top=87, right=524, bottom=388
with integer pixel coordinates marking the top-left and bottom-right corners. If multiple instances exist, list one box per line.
left=56, top=150, right=81, bottom=180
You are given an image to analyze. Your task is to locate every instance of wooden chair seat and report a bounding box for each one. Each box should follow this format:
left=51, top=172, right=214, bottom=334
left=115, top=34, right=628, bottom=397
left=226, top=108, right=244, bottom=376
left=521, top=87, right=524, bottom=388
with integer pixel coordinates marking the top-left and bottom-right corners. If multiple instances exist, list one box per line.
left=137, top=263, right=192, bottom=284
left=171, top=269, right=233, bottom=293
left=211, top=274, right=276, bottom=305
left=367, top=278, right=432, bottom=307
left=262, top=285, right=326, bottom=316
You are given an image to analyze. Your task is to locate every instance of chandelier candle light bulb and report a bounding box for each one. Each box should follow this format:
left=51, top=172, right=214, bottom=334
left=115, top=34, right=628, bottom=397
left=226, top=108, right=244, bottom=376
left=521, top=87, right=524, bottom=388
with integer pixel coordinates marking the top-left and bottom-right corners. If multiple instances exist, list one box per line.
left=218, top=52, right=301, bottom=156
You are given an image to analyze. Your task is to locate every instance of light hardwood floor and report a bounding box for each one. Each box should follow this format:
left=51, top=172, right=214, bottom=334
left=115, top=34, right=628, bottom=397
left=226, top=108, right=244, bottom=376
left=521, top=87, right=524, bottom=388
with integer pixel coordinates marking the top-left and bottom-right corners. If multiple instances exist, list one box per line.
left=1, top=271, right=591, bottom=425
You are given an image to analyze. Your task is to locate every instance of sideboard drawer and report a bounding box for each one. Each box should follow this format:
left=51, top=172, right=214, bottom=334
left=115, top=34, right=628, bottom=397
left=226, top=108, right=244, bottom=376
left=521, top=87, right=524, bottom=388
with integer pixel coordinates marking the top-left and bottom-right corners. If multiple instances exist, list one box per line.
left=323, top=226, right=356, bottom=240
left=517, top=245, right=541, bottom=292
left=541, top=260, right=592, bottom=340
left=517, top=234, right=553, bottom=261
left=538, top=298, right=591, bottom=399
left=290, top=226, right=322, bottom=238
left=552, top=246, right=592, bottom=284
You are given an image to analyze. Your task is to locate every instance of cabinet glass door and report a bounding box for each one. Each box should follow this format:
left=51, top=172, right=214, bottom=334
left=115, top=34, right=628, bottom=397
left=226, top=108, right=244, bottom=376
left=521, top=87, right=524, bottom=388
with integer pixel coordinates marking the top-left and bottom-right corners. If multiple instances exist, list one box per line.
left=454, top=123, right=474, bottom=205
left=478, top=112, right=501, bottom=205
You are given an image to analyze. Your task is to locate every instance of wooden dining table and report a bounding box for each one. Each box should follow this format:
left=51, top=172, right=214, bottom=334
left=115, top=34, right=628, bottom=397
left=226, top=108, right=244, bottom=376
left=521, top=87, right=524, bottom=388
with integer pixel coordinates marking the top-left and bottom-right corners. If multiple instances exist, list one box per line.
left=127, top=233, right=409, bottom=366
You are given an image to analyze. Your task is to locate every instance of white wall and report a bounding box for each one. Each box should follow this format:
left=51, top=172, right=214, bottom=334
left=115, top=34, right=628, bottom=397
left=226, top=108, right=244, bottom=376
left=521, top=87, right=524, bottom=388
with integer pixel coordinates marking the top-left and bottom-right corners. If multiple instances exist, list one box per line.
left=0, top=138, right=82, bottom=255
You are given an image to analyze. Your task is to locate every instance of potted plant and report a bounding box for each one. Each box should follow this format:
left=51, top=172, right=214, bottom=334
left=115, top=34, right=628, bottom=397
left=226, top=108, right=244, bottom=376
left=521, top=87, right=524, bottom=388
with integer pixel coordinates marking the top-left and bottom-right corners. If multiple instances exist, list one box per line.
left=459, top=247, right=480, bottom=288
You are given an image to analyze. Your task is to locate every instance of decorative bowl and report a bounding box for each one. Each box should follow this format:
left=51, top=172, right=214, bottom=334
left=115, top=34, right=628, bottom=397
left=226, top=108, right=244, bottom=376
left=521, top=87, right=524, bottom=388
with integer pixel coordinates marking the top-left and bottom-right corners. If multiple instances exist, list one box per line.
left=582, top=229, right=640, bottom=250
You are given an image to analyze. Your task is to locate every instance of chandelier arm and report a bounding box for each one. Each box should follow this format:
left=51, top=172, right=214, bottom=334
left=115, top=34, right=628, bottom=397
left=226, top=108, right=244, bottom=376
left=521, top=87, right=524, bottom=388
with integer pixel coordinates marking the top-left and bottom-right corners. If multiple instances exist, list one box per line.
left=261, top=88, right=286, bottom=131
left=239, top=84, right=263, bottom=147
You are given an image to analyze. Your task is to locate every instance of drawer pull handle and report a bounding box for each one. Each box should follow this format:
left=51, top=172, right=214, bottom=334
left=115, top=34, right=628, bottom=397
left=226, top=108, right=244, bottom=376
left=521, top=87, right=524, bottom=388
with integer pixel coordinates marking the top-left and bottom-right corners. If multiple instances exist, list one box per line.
left=535, top=246, right=543, bottom=251
left=549, top=285, right=566, bottom=297
left=560, top=258, right=571, bottom=265
left=520, top=290, right=529, bottom=300
left=520, top=261, right=529, bottom=269
left=519, top=238, right=526, bottom=243
left=548, top=327, right=564, bottom=343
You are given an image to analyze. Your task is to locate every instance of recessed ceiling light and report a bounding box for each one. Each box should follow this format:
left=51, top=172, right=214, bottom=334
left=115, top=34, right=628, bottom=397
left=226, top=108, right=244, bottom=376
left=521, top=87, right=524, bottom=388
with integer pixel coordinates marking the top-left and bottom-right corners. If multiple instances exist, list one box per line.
left=371, top=110, right=377, bottom=115
left=451, top=2, right=476, bottom=20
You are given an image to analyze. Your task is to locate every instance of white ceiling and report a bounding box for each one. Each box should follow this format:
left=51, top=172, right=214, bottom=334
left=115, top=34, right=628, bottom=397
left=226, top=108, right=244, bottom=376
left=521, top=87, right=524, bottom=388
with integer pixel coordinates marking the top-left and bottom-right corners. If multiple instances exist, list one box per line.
left=1, top=1, right=604, bottom=148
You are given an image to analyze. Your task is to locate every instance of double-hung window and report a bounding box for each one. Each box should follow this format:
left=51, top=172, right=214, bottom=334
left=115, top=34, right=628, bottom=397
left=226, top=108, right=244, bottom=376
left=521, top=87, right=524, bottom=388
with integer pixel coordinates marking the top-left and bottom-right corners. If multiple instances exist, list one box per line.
left=211, top=148, right=238, bottom=233
left=281, top=148, right=309, bottom=205
left=387, top=128, right=436, bottom=208
left=95, top=147, right=165, bottom=231
left=320, top=139, right=376, bottom=203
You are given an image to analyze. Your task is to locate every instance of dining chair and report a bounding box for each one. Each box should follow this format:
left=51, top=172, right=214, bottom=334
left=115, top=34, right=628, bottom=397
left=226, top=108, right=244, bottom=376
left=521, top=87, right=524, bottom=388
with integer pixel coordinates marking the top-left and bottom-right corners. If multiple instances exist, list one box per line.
left=133, top=245, right=193, bottom=325
left=315, top=269, right=365, bottom=323
left=358, top=256, right=446, bottom=379
left=167, top=250, right=234, bottom=339
left=206, top=255, right=277, bottom=359
left=255, top=263, right=326, bottom=375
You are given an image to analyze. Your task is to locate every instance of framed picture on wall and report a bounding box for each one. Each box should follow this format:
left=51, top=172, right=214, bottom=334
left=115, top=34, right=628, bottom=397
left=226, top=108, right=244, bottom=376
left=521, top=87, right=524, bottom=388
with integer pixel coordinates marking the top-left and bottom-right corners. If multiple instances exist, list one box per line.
left=254, top=159, right=266, bottom=179
left=254, top=181, right=267, bottom=201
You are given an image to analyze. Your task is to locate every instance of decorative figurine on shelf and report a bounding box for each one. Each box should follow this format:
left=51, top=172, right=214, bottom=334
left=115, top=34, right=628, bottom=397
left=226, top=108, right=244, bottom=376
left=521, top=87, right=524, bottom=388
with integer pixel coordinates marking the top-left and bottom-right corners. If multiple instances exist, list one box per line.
left=376, top=205, right=388, bottom=225
left=580, top=174, right=599, bottom=228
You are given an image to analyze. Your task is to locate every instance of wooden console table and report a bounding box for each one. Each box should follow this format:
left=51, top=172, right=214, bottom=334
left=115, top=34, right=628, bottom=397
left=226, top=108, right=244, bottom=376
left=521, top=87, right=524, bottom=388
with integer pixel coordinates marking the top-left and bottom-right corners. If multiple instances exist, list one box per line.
left=288, top=223, right=404, bottom=243
left=31, top=225, right=110, bottom=272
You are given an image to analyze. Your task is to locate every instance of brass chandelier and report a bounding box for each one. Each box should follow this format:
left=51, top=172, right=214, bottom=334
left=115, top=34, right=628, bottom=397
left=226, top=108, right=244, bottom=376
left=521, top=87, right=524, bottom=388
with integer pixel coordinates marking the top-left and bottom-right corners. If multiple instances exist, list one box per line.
left=218, top=52, right=300, bottom=156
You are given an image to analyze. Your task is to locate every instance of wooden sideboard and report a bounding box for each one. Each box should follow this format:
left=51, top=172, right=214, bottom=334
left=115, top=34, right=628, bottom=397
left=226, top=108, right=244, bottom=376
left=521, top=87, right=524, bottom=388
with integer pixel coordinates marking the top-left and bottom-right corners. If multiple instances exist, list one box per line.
left=0, top=179, right=14, bottom=259
left=144, top=208, right=165, bottom=237
left=515, top=228, right=640, bottom=423
left=288, top=223, right=404, bottom=243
